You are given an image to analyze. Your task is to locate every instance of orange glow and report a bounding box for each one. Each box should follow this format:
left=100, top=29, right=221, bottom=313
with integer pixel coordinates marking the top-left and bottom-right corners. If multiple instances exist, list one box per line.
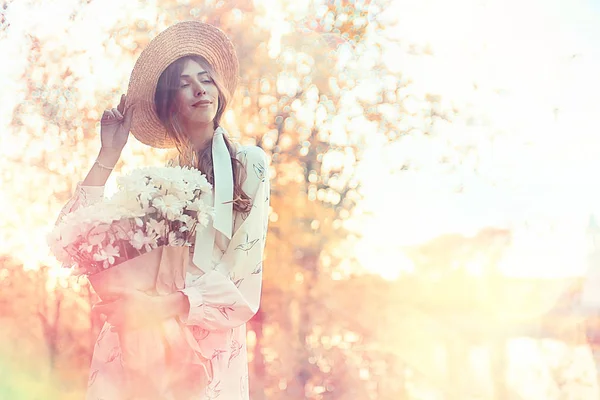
left=2, top=0, right=600, bottom=398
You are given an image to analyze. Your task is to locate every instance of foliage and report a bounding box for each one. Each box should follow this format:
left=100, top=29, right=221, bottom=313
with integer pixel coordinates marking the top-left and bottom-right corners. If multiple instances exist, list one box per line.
left=1, top=0, right=596, bottom=399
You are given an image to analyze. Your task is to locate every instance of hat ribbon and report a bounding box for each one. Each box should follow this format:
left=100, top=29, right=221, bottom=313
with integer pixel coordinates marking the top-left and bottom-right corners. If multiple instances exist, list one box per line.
left=192, top=126, right=233, bottom=272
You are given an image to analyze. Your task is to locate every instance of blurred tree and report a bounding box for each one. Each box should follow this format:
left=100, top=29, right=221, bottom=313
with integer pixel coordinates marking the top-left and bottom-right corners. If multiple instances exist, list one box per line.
left=403, top=227, right=513, bottom=399
left=115, top=1, right=432, bottom=397
left=2, top=0, right=479, bottom=399
left=0, top=256, right=92, bottom=398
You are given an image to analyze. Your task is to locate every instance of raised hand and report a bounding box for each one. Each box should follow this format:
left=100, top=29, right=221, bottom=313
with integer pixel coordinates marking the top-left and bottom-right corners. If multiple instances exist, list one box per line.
left=100, top=94, right=134, bottom=154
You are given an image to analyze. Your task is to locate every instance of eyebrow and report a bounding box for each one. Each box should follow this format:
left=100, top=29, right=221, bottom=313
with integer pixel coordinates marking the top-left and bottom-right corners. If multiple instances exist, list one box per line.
left=180, top=71, right=209, bottom=78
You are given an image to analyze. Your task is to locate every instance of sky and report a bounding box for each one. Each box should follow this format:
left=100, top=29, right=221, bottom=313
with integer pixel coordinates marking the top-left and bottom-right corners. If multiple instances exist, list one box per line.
left=354, top=0, right=600, bottom=278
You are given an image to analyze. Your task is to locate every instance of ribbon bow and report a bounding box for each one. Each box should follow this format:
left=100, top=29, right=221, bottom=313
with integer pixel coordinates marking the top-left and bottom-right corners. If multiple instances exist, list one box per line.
left=192, top=126, right=233, bottom=273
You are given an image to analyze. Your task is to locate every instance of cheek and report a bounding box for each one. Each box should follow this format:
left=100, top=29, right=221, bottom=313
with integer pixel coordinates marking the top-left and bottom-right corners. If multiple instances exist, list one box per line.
left=210, top=89, right=220, bottom=110
left=173, top=91, right=190, bottom=114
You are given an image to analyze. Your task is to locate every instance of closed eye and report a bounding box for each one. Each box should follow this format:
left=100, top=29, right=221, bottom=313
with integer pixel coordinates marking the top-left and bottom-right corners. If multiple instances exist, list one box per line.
left=180, top=80, right=211, bottom=88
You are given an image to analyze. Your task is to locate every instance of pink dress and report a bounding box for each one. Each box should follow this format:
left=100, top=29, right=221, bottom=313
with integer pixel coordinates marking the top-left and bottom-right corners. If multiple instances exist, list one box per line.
left=55, top=145, right=270, bottom=399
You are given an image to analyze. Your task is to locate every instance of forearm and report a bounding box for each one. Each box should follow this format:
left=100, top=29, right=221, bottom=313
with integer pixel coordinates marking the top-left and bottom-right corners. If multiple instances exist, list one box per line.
left=179, top=270, right=261, bottom=330
left=82, top=148, right=121, bottom=187
left=156, top=291, right=190, bottom=321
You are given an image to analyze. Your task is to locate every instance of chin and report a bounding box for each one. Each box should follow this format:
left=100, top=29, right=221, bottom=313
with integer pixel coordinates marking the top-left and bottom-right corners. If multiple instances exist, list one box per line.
left=184, top=120, right=215, bottom=131
left=183, top=111, right=216, bottom=124
left=193, top=117, right=216, bottom=125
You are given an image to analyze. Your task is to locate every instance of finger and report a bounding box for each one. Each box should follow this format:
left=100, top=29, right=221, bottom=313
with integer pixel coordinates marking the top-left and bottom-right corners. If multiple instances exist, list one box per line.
left=123, top=104, right=135, bottom=130
left=91, top=303, right=108, bottom=316
left=117, top=94, right=126, bottom=114
left=101, top=109, right=117, bottom=124
left=95, top=305, right=124, bottom=328
left=92, top=301, right=116, bottom=316
left=112, top=107, right=124, bottom=120
left=93, top=299, right=115, bottom=308
left=109, top=308, right=132, bottom=329
left=107, top=312, right=124, bottom=328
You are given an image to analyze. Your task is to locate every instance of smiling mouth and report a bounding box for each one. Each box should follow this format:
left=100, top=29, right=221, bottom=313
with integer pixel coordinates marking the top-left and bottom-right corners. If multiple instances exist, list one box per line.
left=192, top=102, right=212, bottom=107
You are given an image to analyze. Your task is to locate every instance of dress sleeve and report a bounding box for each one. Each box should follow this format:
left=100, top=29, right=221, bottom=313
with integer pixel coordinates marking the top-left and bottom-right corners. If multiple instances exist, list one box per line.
left=54, top=182, right=106, bottom=226
left=179, top=146, right=271, bottom=331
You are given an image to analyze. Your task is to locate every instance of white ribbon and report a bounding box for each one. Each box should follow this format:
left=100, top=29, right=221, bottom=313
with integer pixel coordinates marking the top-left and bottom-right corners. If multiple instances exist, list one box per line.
left=192, top=126, right=233, bottom=273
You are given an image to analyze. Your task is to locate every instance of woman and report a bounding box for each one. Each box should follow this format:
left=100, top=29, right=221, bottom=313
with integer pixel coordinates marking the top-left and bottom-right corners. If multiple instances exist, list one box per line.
left=55, top=21, right=270, bottom=399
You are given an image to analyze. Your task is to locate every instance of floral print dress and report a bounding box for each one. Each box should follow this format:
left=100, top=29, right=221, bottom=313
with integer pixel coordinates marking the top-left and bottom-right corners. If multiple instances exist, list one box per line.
left=55, top=145, right=270, bottom=400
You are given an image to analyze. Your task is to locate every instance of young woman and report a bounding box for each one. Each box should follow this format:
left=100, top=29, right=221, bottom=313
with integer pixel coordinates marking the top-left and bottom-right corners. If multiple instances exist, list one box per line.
left=56, top=21, right=270, bottom=399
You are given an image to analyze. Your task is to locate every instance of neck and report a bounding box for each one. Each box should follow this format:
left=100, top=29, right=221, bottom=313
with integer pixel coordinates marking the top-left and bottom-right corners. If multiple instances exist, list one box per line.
left=185, top=123, right=215, bottom=151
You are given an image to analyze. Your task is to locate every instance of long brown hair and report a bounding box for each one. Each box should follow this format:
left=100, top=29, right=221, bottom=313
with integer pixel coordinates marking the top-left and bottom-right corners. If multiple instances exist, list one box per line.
left=154, top=55, right=251, bottom=214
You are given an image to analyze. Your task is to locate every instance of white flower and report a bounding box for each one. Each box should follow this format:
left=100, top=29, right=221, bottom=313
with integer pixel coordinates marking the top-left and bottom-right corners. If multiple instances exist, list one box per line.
left=130, top=230, right=158, bottom=252
left=188, top=198, right=215, bottom=227
left=198, top=213, right=211, bottom=228
left=57, top=222, right=83, bottom=246
left=168, top=231, right=185, bottom=246
left=79, top=242, right=95, bottom=254
left=84, top=203, right=126, bottom=225
left=187, top=198, right=208, bottom=213
left=88, top=224, right=110, bottom=246
left=147, top=218, right=166, bottom=236
left=113, top=219, right=132, bottom=241
left=48, top=165, right=214, bottom=273
left=174, top=188, right=196, bottom=203
left=153, top=194, right=185, bottom=221
left=184, top=169, right=212, bottom=193
left=116, top=173, right=147, bottom=192
left=93, top=244, right=120, bottom=265
left=47, top=230, right=71, bottom=264
left=110, top=190, right=141, bottom=211
left=176, top=214, right=195, bottom=233
left=130, top=230, right=145, bottom=250
left=137, top=185, right=160, bottom=208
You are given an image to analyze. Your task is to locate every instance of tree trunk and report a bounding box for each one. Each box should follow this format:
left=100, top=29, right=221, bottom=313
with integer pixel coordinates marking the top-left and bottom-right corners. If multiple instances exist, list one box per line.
left=489, top=336, right=508, bottom=400
left=38, top=289, right=63, bottom=370
left=445, top=333, right=470, bottom=400
left=249, top=309, right=267, bottom=400
left=288, top=252, right=318, bottom=398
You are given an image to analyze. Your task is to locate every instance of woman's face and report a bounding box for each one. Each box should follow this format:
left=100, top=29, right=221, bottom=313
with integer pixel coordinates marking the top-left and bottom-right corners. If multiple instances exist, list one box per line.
left=173, top=59, right=220, bottom=129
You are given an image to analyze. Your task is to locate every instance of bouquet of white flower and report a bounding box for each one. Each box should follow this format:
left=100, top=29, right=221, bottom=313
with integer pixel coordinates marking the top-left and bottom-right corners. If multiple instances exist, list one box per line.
left=48, top=165, right=214, bottom=397
left=49, top=165, right=214, bottom=278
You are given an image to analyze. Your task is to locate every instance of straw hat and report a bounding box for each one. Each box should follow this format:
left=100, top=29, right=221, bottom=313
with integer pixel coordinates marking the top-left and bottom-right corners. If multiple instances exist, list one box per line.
left=125, top=20, right=240, bottom=149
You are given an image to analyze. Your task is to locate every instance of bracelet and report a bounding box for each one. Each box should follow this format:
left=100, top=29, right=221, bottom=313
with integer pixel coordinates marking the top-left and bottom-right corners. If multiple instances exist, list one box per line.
left=94, top=159, right=116, bottom=170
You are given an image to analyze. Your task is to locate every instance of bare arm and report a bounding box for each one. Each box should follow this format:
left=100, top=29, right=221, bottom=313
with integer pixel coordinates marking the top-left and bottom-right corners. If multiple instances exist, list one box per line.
left=82, top=148, right=121, bottom=187
left=82, top=94, right=135, bottom=186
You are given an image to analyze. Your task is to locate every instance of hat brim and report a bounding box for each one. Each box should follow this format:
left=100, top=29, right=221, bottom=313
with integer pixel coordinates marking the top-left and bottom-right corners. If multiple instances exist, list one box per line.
left=125, top=21, right=239, bottom=149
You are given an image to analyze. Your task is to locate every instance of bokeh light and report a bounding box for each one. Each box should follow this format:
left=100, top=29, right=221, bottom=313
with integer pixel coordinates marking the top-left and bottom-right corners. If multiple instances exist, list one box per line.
left=2, top=0, right=600, bottom=398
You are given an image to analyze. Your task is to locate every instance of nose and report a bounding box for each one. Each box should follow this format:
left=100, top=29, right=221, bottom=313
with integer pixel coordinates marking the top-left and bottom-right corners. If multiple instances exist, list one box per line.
left=194, top=82, right=206, bottom=97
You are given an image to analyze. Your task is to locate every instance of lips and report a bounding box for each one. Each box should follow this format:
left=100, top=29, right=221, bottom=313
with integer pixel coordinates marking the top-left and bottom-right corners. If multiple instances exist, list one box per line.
left=192, top=100, right=212, bottom=107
